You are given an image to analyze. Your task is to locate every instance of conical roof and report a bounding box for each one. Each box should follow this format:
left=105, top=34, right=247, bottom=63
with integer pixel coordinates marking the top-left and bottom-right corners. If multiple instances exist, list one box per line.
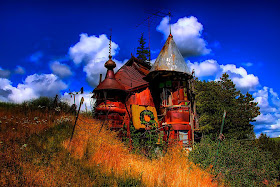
left=149, top=34, right=191, bottom=75
left=94, top=57, right=125, bottom=92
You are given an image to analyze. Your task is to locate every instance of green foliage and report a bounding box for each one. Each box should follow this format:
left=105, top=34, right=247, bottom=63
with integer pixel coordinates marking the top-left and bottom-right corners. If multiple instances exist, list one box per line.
left=0, top=102, right=19, bottom=108
left=255, top=133, right=280, bottom=180
left=271, top=137, right=280, bottom=142
left=27, top=97, right=71, bottom=111
left=195, top=73, right=260, bottom=139
left=136, top=33, right=150, bottom=64
left=124, top=124, right=163, bottom=159
left=23, top=118, right=73, bottom=165
left=256, top=133, right=280, bottom=160
left=189, top=137, right=278, bottom=186
left=0, top=96, right=72, bottom=113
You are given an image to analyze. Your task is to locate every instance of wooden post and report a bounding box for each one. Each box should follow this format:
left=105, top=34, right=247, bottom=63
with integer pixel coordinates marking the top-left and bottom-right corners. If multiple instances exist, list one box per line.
left=69, top=97, right=84, bottom=143
left=190, top=112, right=194, bottom=148
left=99, top=74, right=102, bottom=84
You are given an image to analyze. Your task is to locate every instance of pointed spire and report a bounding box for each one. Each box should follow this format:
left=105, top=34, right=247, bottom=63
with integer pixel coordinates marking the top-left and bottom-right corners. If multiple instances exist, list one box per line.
left=94, top=29, right=125, bottom=91
left=148, top=34, right=191, bottom=75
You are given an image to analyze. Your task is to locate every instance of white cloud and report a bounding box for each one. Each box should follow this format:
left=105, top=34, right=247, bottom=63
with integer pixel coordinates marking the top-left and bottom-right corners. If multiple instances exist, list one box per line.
left=69, top=33, right=118, bottom=65
left=150, top=58, right=156, bottom=65
left=61, top=91, right=95, bottom=111
left=269, top=88, right=280, bottom=107
left=253, top=86, right=280, bottom=137
left=0, top=74, right=67, bottom=103
left=270, top=119, right=280, bottom=130
left=50, top=61, right=73, bottom=78
left=0, top=67, right=11, bottom=78
left=0, top=79, right=13, bottom=102
left=254, top=113, right=276, bottom=124
left=187, top=59, right=219, bottom=77
left=157, top=16, right=210, bottom=57
left=187, top=60, right=258, bottom=92
left=14, top=66, right=26, bottom=74
left=83, top=58, right=125, bottom=87
left=220, top=64, right=259, bottom=92
left=69, top=33, right=122, bottom=87
left=23, top=74, right=67, bottom=97
left=253, top=87, right=277, bottom=113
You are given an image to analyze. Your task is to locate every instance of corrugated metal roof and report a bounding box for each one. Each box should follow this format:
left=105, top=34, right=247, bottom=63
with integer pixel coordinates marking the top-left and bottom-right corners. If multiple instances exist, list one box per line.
left=115, top=57, right=150, bottom=91
left=149, top=34, right=191, bottom=75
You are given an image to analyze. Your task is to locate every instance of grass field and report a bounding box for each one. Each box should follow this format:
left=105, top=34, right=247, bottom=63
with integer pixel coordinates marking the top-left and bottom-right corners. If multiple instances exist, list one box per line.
left=0, top=103, right=221, bottom=186
left=271, top=137, right=280, bottom=142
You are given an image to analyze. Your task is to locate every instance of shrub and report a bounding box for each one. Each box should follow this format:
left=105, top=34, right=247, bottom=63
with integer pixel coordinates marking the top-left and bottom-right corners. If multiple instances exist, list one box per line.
left=122, top=124, right=164, bottom=159
left=255, top=133, right=280, bottom=180
left=189, top=137, right=278, bottom=186
left=26, top=97, right=71, bottom=112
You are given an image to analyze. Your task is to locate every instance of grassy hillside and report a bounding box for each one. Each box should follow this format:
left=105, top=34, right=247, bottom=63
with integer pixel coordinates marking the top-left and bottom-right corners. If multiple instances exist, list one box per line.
left=0, top=102, right=220, bottom=186
left=272, top=137, right=280, bottom=142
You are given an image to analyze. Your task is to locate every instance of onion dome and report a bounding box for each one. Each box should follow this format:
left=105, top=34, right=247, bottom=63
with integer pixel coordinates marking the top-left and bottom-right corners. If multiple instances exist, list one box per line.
left=94, top=56, right=125, bottom=91
left=104, top=55, right=116, bottom=69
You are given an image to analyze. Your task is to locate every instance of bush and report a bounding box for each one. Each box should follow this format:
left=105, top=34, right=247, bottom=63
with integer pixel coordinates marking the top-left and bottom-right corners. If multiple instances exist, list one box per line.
left=188, top=137, right=278, bottom=186
left=122, top=124, right=164, bottom=159
left=255, top=133, right=280, bottom=180
left=26, top=97, right=71, bottom=112
left=0, top=96, right=72, bottom=113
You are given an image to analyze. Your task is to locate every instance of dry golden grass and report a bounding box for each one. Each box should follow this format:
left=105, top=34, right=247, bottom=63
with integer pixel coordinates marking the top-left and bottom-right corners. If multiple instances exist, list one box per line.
left=66, top=116, right=221, bottom=187
left=0, top=104, right=221, bottom=186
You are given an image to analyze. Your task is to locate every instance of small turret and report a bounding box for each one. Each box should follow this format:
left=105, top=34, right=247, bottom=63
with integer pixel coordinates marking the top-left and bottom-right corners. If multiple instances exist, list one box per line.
left=94, top=56, right=125, bottom=91
left=145, top=33, right=197, bottom=148
left=93, top=32, right=126, bottom=131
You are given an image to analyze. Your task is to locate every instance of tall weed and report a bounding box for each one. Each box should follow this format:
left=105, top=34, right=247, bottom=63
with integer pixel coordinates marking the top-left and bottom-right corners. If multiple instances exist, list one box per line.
left=189, top=137, right=278, bottom=186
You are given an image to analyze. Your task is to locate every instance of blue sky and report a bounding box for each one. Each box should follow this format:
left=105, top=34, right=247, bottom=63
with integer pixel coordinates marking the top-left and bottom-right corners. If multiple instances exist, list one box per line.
left=1, top=0, right=280, bottom=137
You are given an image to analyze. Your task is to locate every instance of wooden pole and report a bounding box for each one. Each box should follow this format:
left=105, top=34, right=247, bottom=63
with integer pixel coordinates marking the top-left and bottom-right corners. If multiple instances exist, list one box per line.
left=69, top=97, right=84, bottom=143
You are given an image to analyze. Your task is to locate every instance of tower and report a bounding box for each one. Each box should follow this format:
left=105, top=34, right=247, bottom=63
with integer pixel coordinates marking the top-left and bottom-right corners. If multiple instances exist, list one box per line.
left=146, top=34, right=198, bottom=147
left=93, top=34, right=127, bottom=130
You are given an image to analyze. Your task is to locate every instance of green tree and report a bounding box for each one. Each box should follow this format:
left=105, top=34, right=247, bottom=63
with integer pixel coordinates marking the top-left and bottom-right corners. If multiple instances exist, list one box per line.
left=195, top=73, right=260, bottom=139
left=136, top=33, right=150, bottom=64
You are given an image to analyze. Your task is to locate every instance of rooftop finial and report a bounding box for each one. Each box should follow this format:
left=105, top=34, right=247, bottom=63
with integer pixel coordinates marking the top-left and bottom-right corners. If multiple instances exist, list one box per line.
left=169, top=12, right=171, bottom=35
left=109, top=28, right=112, bottom=59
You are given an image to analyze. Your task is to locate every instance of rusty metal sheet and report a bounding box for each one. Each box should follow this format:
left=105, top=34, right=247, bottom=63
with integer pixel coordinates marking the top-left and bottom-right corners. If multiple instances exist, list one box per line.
left=115, top=58, right=150, bottom=90
left=149, top=34, right=191, bottom=75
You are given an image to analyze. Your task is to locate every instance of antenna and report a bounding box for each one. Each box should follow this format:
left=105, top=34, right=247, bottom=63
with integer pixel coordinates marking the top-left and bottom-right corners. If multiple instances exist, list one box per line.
left=109, top=28, right=112, bottom=59
left=169, top=11, right=171, bottom=35
left=148, top=16, right=151, bottom=61
left=136, top=9, right=170, bottom=61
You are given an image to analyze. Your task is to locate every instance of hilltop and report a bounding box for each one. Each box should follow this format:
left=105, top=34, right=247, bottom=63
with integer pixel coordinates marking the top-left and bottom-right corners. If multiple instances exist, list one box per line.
left=0, top=100, right=219, bottom=186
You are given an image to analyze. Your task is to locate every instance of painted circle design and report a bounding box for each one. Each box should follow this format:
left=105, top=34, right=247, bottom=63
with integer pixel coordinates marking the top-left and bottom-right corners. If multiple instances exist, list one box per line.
left=140, top=110, right=157, bottom=127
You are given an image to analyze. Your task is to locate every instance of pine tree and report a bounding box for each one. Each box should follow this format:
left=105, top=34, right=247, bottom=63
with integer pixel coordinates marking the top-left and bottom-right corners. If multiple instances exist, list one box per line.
left=195, top=73, right=260, bottom=139
left=136, top=33, right=150, bottom=65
